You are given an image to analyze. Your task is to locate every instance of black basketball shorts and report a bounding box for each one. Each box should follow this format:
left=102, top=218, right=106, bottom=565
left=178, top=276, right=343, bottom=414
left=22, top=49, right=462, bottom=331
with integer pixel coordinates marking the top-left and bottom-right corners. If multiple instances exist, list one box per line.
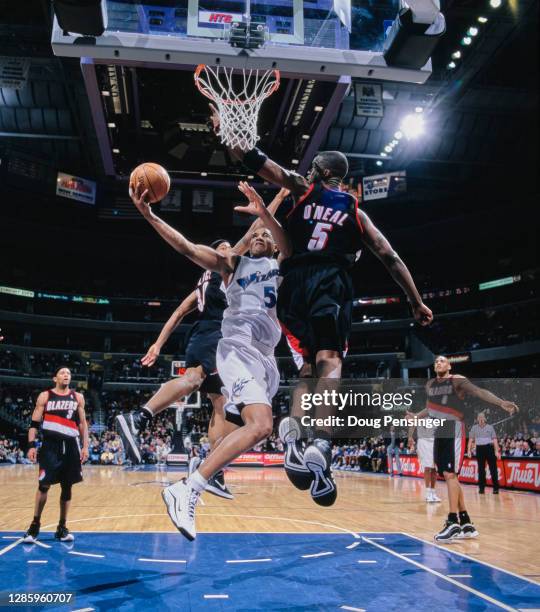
left=38, top=436, right=83, bottom=486
left=433, top=420, right=466, bottom=477
left=184, top=320, right=223, bottom=395
left=277, top=262, right=353, bottom=359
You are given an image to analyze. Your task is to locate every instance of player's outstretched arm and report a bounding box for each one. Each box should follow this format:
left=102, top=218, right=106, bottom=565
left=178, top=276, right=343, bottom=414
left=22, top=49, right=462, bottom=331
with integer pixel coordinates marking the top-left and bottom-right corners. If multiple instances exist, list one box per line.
left=209, top=104, right=308, bottom=195
left=232, top=188, right=290, bottom=255
left=27, top=391, right=47, bottom=462
left=455, top=377, right=519, bottom=414
left=141, top=291, right=198, bottom=367
left=130, top=185, right=236, bottom=278
left=359, top=209, right=433, bottom=326
left=235, top=182, right=292, bottom=259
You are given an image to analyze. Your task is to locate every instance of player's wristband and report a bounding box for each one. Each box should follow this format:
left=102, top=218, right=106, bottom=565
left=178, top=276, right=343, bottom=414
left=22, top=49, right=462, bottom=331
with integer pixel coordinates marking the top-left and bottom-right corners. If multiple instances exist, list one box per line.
left=243, top=147, right=268, bottom=173
left=30, top=420, right=41, bottom=430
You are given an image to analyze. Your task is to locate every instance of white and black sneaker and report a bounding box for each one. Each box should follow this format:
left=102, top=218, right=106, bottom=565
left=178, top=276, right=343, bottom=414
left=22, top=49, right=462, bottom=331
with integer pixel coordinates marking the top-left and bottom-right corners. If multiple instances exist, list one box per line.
left=23, top=521, right=40, bottom=544
left=434, top=520, right=461, bottom=543
left=115, top=412, right=144, bottom=464
left=304, top=439, right=337, bottom=507
left=456, top=523, right=479, bottom=539
left=161, top=478, right=200, bottom=541
left=279, top=417, right=312, bottom=491
left=189, top=457, right=233, bottom=499
left=206, top=471, right=234, bottom=500
left=54, top=525, right=74, bottom=542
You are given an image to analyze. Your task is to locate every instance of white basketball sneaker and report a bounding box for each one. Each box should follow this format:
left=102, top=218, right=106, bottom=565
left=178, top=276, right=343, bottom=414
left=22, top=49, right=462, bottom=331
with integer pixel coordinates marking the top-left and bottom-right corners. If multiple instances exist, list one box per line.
left=161, top=478, right=200, bottom=541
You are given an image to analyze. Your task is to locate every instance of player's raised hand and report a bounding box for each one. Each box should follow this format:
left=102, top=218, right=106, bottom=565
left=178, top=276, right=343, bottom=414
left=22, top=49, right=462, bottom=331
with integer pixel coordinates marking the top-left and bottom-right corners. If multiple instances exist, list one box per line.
left=412, top=302, right=433, bottom=326
left=277, top=187, right=290, bottom=200
left=129, top=184, right=154, bottom=219
left=141, top=343, right=161, bottom=367
left=209, top=103, right=220, bottom=134
left=235, top=182, right=266, bottom=217
left=501, top=400, right=518, bottom=414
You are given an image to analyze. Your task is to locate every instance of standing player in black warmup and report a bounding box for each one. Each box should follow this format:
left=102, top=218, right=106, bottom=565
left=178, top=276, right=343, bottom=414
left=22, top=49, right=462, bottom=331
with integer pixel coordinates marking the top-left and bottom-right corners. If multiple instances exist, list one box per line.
left=24, top=367, right=88, bottom=543
left=116, top=187, right=290, bottom=498
left=408, top=355, right=518, bottom=542
left=210, top=104, right=432, bottom=505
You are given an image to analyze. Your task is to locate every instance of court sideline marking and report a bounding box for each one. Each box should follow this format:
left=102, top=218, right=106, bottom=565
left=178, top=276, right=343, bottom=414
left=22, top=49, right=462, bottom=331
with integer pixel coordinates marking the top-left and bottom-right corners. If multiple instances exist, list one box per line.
left=403, top=532, right=540, bottom=587
left=362, top=536, right=518, bottom=611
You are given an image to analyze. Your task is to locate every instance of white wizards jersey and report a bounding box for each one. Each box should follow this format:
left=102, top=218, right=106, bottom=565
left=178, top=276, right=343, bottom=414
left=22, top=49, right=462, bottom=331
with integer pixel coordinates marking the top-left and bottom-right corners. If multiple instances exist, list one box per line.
left=221, top=255, right=281, bottom=355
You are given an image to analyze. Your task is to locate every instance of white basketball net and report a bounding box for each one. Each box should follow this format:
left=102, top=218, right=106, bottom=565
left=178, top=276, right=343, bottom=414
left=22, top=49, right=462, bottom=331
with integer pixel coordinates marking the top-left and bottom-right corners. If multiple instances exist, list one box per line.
left=194, top=64, right=280, bottom=151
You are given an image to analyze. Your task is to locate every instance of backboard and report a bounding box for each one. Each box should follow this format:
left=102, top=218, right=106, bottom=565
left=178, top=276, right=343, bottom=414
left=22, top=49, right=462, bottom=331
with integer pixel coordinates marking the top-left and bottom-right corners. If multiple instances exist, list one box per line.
left=52, top=0, right=432, bottom=83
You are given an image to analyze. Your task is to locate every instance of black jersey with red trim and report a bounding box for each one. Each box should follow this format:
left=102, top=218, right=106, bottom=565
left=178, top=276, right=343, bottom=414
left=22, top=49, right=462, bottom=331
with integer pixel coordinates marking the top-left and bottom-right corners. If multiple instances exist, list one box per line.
left=42, top=389, right=80, bottom=440
left=195, top=270, right=227, bottom=322
left=426, top=376, right=467, bottom=421
left=276, top=183, right=364, bottom=269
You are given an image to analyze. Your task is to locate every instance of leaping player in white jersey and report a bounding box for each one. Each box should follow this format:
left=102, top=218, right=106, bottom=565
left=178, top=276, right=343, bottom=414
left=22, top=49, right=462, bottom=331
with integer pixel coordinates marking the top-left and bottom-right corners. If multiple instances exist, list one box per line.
left=130, top=181, right=291, bottom=541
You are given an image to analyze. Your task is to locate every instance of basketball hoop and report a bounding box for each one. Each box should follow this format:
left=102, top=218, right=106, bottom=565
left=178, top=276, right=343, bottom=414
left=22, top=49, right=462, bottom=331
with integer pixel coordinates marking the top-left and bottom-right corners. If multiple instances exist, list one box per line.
left=194, top=64, right=280, bottom=151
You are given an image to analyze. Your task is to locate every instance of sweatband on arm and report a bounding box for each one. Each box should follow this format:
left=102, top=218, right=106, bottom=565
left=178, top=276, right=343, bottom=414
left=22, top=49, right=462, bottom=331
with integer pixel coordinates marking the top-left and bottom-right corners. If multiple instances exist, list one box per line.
left=243, top=147, right=268, bottom=173
left=30, top=420, right=41, bottom=430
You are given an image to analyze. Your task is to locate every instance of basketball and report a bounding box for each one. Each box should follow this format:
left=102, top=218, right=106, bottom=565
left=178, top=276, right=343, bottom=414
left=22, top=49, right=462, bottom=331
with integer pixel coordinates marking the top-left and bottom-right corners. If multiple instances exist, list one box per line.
left=129, top=163, right=171, bottom=204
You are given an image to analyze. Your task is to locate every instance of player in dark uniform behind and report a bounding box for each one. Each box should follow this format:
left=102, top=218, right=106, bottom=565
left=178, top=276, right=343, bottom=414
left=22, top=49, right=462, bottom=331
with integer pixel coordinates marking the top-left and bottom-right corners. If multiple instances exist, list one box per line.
left=209, top=104, right=432, bottom=505
left=24, top=367, right=88, bottom=543
left=408, top=355, right=518, bottom=543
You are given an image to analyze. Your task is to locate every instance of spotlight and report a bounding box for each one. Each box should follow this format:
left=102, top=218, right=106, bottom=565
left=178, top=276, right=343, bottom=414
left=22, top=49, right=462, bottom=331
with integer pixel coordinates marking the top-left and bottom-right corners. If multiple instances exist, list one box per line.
left=478, top=16, right=488, bottom=23
left=380, top=152, right=388, bottom=157
left=489, top=0, right=502, bottom=7
left=394, top=130, right=403, bottom=140
left=391, top=139, right=398, bottom=146
left=468, top=26, right=479, bottom=36
left=201, top=172, right=208, bottom=176
left=314, top=105, right=323, bottom=112
left=292, top=159, right=299, bottom=164
left=376, top=160, right=383, bottom=167
left=400, top=113, right=425, bottom=139
left=447, top=61, right=456, bottom=69
left=384, top=145, right=393, bottom=153
left=415, top=106, right=424, bottom=113
left=112, top=148, right=120, bottom=153
left=451, top=51, right=461, bottom=59
left=462, top=36, right=472, bottom=45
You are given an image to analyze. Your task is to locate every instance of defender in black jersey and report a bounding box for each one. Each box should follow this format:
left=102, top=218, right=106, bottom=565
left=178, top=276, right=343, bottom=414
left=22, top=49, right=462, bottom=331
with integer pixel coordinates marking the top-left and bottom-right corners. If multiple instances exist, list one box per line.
left=209, top=104, right=432, bottom=504
left=408, top=355, right=518, bottom=543
left=24, top=367, right=88, bottom=544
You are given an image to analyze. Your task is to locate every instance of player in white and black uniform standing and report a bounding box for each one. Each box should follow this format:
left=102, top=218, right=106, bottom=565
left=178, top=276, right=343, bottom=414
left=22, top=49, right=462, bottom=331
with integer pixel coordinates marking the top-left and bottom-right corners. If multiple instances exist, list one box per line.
left=211, top=120, right=432, bottom=507
left=130, top=181, right=291, bottom=541
left=24, top=367, right=88, bottom=543
left=408, top=355, right=518, bottom=543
